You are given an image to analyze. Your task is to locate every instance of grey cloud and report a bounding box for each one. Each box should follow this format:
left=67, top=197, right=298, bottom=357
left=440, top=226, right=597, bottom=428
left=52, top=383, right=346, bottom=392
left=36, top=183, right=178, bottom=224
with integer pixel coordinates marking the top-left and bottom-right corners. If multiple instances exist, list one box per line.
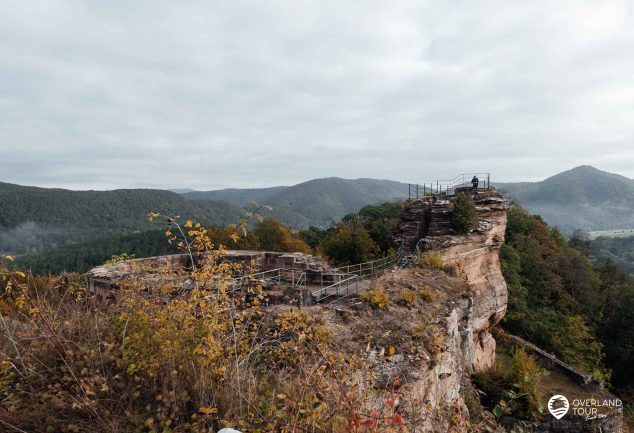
left=1, top=0, right=634, bottom=189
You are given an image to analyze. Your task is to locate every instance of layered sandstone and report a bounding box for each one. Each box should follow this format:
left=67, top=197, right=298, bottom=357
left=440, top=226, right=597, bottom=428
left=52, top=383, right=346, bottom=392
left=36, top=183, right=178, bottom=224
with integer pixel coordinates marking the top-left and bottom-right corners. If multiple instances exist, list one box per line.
left=397, top=191, right=508, bottom=370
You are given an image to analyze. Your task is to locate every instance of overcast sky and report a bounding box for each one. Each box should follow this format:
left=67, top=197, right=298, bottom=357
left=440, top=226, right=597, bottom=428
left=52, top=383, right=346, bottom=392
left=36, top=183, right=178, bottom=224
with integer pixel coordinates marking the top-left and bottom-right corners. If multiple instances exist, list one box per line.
left=1, top=0, right=634, bottom=190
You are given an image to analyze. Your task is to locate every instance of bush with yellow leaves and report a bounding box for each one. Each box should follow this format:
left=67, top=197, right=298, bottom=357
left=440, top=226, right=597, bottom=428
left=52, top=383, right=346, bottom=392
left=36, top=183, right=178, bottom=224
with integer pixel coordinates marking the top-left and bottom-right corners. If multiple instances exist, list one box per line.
left=422, top=325, right=445, bottom=361
left=360, top=288, right=390, bottom=309
left=417, top=252, right=444, bottom=269
left=417, top=253, right=459, bottom=277
left=397, top=289, right=417, bottom=307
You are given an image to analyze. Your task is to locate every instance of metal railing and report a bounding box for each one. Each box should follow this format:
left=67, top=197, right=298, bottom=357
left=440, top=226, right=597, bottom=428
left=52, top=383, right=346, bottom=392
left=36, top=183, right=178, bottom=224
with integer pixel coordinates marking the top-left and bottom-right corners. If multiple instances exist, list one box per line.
left=311, top=274, right=359, bottom=303
left=310, top=252, right=402, bottom=302
left=233, top=268, right=307, bottom=289
left=233, top=247, right=406, bottom=303
left=332, top=253, right=400, bottom=279
left=408, top=173, right=491, bottom=198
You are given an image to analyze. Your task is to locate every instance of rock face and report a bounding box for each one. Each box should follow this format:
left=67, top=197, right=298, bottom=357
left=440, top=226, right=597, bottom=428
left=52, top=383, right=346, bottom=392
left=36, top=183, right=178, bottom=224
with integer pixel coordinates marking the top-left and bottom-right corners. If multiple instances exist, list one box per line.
left=397, top=191, right=508, bottom=371
left=329, top=268, right=478, bottom=432
left=324, top=192, right=510, bottom=431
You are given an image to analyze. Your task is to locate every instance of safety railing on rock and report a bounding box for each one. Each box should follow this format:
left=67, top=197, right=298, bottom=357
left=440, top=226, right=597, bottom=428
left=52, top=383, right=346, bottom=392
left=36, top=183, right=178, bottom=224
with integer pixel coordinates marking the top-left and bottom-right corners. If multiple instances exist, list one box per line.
left=408, top=173, right=491, bottom=198
left=311, top=248, right=404, bottom=302
left=311, top=274, right=360, bottom=303
left=233, top=268, right=307, bottom=289
left=332, top=253, right=400, bottom=279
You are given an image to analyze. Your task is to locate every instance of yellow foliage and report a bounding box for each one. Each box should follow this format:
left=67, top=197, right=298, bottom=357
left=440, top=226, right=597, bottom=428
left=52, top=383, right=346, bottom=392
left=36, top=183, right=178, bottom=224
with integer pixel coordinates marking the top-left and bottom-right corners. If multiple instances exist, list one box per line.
left=0, top=214, right=416, bottom=433
left=422, top=325, right=445, bottom=360
left=416, top=253, right=459, bottom=276
left=360, top=288, right=390, bottom=309
left=418, top=284, right=437, bottom=302
left=397, top=289, right=417, bottom=307
left=416, top=253, right=444, bottom=269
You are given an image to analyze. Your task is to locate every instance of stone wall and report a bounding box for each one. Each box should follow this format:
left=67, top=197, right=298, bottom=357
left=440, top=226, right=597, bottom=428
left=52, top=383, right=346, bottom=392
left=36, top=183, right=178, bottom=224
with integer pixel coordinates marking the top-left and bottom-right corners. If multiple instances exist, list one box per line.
left=86, top=250, right=331, bottom=298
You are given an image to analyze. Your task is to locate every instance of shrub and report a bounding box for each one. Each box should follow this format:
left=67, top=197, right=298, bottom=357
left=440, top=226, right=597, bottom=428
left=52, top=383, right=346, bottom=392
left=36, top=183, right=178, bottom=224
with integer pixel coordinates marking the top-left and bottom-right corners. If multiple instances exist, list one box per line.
left=441, top=264, right=459, bottom=277
left=412, top=322, right=427, bottom=339
left=104, top=252, right=135, bottom=267
left=471, top=363, right=510, bottom=411
left=418, top=285, right=437, bottom=302
left=509, top=348, right=544, bottom=416
left=397, top=289, right=417, bottom=307
left=360, top=288, right=390, bottom=309
left=422, top=325, right=445, bottom=360
left=451, top=193, right=477, bottom=234
left=417, top=253, right=458, bottom=277
left=416, top=253, right=443, bottom=269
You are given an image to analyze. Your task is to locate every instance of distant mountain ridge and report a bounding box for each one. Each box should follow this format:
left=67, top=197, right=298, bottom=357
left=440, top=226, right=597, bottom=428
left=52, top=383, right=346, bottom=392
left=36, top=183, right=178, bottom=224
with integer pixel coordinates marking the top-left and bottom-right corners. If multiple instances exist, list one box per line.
left=182, top=177, right=410, bottom=228
left=0, top=177, right=410, bottom=255
left=184, top=186, right=288, bottom=207
left=5, top=166, right=633, bottom=256
left=496, top=165, right=634, bottom=232
left=0, top=182, right=244, bottom=254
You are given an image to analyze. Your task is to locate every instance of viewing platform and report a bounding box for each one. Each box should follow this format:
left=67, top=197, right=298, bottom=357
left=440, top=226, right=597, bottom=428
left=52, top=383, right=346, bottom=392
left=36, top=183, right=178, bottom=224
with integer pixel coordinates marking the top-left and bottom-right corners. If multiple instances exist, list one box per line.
left=408, top=172, right=492, bottom=199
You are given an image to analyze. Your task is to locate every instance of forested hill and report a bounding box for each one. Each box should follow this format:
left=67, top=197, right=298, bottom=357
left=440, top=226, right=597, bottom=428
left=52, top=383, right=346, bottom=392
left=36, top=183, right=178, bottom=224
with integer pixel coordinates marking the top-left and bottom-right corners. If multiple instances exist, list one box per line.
left=496, top=165, right=634, bottom=232
left=0, top=182, right=244, bottom=254
left=183, top=185, right=288, bottom=206
left=183, top=177, right=410, bottom=228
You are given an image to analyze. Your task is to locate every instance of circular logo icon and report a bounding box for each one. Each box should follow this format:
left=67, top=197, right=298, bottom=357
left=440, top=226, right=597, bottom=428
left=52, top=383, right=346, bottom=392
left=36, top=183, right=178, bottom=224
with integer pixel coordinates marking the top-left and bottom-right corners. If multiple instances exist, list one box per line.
left=548, top=395, right=570, bottom=419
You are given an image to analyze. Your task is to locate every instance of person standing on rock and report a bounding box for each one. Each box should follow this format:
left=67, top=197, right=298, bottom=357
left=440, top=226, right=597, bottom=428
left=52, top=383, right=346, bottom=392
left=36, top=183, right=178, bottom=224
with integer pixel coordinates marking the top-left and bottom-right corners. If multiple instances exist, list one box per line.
left=471, top=175, right=479, bottom=196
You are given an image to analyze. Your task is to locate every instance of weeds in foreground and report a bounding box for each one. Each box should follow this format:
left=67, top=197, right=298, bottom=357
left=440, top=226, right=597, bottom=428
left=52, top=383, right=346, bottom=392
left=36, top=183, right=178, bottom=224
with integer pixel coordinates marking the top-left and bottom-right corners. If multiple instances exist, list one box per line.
left=0, top=214, right=415, bottom=433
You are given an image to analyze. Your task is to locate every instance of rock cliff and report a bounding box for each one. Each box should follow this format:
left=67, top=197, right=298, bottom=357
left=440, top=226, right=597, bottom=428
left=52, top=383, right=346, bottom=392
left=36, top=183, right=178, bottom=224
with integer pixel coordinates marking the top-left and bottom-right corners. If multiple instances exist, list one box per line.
left=397, top=191, right=508, bottom=370
left=315, top=191, right=509, bottom=431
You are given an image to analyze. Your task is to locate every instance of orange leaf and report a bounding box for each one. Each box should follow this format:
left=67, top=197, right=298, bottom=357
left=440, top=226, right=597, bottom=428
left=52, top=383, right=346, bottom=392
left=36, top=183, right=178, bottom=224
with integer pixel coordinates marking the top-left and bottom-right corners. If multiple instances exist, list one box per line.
left=360, top=419, right=377, bottom=430
left=393, top=414, right=406, bottom=425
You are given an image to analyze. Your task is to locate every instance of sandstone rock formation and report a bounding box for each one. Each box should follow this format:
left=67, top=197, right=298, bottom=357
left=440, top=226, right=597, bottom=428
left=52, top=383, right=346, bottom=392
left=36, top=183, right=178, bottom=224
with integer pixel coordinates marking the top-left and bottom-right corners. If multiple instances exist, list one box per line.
left=397, top=191, right=508, bottom=371
left=331, top=190, right=510, bottom=431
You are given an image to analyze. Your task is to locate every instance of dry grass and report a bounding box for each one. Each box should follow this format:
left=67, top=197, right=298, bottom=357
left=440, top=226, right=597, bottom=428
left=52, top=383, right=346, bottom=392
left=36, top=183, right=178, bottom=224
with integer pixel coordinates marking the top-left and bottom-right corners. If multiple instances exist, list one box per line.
left=1, top=253, right=474, bottom=433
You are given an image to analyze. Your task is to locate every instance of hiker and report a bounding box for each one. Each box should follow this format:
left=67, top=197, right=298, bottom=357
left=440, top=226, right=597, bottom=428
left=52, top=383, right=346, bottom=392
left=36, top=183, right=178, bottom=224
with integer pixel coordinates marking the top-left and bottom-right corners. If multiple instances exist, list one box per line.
left=471, top=175, right=479, bottom=195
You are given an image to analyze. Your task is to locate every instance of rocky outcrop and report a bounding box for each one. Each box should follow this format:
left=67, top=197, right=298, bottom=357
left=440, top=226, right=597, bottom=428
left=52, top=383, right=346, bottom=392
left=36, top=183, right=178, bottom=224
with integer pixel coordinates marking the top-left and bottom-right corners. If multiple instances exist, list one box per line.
left=430, top=193, right=508, bottom=370
left=330, top=192, right=508, bottom=432
left=317, top=192, right=510, bottom=432
left=327, top=268, right=478, bottom=432
left=86, top=250, right=333, bottom=304
left=396, top=191, right=508, bottom=370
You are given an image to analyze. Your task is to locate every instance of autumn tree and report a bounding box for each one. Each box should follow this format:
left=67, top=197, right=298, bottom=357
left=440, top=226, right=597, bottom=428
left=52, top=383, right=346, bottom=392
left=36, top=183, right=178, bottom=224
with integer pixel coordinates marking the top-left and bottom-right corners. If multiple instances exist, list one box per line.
left=251, top=217, right=311, bottom=253
left=320, top=220, right=378, bottom=266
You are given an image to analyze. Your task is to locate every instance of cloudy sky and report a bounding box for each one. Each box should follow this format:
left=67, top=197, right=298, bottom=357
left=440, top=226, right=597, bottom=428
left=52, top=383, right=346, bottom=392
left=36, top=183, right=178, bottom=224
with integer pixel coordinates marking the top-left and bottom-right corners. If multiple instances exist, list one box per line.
left=1, top=0, right=634, bottom=190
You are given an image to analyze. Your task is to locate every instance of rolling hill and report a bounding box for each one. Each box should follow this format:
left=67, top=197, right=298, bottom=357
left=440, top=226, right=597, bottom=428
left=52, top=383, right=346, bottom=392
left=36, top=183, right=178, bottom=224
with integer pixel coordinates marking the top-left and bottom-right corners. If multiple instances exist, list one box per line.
left=496, top=165, right=634, bottom=232
left=5, top=166, right=634, bottom=256
left=182, top=177, right=410, bottom=228
left=0, top=182, right=244, bottom=254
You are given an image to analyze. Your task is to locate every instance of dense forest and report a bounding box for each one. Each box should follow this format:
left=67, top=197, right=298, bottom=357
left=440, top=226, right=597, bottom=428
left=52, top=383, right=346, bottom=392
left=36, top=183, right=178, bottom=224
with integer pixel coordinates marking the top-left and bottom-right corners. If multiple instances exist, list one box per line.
left=0, top=179, right=408, bottom=257
left=0, top=182, right=244, bottom=254
left=14, top=202, right=405, bottom=275
left=585, top=234, right=634, bottom=275
left=500, top=206, right=634, bottom=398
left=12, top=230, right=180, bottom=274
left=183, top=177, right=409, bottom=228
